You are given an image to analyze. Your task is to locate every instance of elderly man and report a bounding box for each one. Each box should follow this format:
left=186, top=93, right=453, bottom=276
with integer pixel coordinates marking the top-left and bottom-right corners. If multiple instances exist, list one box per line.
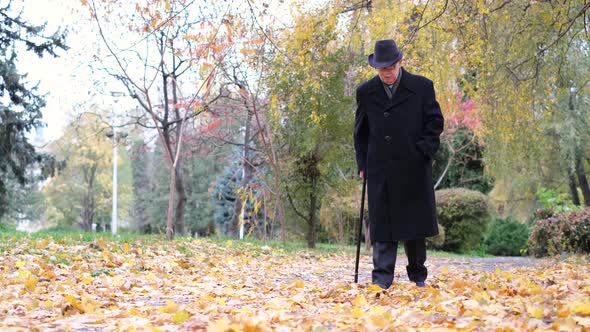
left=354, top=39, right=444, bottom=289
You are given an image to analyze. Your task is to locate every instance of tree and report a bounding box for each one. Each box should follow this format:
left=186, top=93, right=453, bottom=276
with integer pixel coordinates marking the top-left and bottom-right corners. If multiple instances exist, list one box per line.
left=345, top=0, right=590, bottom=217
left=1, top=169, right=46, bottom=227
left=542, top=39, right=590, bottom=206
left=44, top=113, right=132, bottom=231
left=129, top=136, right=155, bottom=232
left=0, top=1, right=67, bottom=220
left=86, top=0, right=252, bottom=239
left=267, top=3, right=355, bottom=248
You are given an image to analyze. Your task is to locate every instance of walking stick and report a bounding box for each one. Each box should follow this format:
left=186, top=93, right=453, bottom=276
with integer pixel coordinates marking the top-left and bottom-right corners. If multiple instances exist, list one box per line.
left=354, top=176, right=367, bottom=283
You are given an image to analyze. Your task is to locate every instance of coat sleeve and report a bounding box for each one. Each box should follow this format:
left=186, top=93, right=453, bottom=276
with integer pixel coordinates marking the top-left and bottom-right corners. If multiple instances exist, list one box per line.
left=354, top=87, right=369, bottom=174
left=416, top=80, right=444, bottom=158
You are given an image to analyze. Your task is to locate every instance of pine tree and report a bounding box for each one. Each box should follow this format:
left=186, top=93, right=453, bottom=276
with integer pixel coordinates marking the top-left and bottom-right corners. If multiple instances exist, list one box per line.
left=0, top=1, right=67, bottom=220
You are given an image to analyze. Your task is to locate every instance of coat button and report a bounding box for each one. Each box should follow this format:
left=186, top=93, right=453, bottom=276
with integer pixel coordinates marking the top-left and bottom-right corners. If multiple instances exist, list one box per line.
left=384, top=112, right=390, bottom=118
left=384, top=136, right=391, bottom=141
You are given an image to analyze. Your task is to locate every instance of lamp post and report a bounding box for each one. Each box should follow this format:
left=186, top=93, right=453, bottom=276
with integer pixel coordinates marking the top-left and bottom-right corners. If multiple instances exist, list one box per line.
left=106, top=129, right=118, bottom=235
left=107, top=91, right=127, bottom=235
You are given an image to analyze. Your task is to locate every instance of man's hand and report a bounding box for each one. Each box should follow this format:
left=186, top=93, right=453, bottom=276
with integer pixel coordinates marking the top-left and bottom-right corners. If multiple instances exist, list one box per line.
left=359, top=170, right=365, bottom=180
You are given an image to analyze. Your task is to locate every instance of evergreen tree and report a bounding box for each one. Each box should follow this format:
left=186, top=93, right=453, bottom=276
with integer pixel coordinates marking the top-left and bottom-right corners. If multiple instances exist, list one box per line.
left=183, top=151, right=218, bottom=237
left=130, top=138, right=155, bottom=233
left=0, top=1, right=67, bottom=220
left=211, top=147, right=271, bottom=237
left=211, top=153, right=240, bottom=235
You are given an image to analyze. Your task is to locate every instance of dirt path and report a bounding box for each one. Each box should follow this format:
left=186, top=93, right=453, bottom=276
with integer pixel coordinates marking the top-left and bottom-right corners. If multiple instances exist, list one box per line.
left=272, top=252, right=551, bottom=285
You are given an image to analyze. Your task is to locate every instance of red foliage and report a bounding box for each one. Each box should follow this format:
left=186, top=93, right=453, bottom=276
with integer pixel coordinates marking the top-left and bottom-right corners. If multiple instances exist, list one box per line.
left=445, top=92, right=481, bottom=134
left=203, top=118, right=222, bottom=134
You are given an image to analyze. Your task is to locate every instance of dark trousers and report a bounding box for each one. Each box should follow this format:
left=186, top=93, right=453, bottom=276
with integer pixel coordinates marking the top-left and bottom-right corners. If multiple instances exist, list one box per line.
left=372, top=239, right=427, bottom=288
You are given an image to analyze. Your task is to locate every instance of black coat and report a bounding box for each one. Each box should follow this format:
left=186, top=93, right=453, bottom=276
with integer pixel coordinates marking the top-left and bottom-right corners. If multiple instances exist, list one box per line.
left=354, top=68, right=444, bottom=242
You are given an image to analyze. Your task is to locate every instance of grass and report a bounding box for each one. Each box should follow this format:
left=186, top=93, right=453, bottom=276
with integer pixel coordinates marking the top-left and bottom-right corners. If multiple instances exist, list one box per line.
left=0, top=224, right=492, bottom=258
left=0, top=224, right=157, bottom=249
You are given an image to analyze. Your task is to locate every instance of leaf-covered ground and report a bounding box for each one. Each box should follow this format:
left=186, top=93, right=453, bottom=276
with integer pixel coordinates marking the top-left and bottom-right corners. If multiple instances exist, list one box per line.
left=1, top=236, right=589, bottom=331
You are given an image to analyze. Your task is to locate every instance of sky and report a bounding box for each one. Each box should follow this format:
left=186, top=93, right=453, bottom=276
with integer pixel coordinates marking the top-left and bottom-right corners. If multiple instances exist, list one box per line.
left=12, top=0, right=296, bottom=146
left=15, top=0, right=96, bottom=143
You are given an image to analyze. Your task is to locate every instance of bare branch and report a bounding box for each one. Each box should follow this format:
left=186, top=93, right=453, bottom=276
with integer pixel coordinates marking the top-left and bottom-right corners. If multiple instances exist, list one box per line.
left=339, top=0, right=372, bottom=14
left=407, top=0, right=449, bottom=46
left=538, top=2, right=590, bottom=54
left=285, top=185, right=307, bottom=221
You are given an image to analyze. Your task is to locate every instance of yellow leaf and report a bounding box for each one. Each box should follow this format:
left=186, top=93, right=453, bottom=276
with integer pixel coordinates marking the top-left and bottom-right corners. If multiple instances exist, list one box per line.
left=37, top=239, right=49, bottom=249
left=42, top=300, right=54, bottom=308
left=352, top=294, right=367, bottom=307
left=112, top=275, right=124, bottom=287
left=81, top=294, right=100, bottom=314
left=65, top=294, right=83, bottom=313
left=441, top=266, right=449, bottom=273
left=352, top=306, right=365, bottom=318
left=128, top=307, right=142, bottom=316
left=526, top=304, right=544, bottom=319
left=16, top=260, right=25, bottom=269
left=24, top=276, right=38, bottom=292
left=573, top=302, right=590, bottom=316
left=367, top=284, right=385, bottom=293
left=207, top=318, right=240, bottom=332
left=292, top=279, right=305, bottom=288
left=95, top=239, right=107, bottom=249
left=122, top=243, right=131, bottom=254
left=172, top=310, right=190, bottom=323
left=159, top=300, right=179, bottom=313
left=81, top=275, right=93, bottom=285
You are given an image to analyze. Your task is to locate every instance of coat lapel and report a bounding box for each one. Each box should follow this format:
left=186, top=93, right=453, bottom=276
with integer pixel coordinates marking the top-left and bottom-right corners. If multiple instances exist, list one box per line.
left=367, top=76, right=388, bottom=110
left=385, top=68, right=413, bottom=111
left=367, top=68, right=414, bottom=112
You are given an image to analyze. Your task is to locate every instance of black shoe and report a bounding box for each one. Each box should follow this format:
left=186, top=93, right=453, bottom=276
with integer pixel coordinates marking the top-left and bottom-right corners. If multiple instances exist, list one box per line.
left=415, top=281, right=425, bottom=288
left=374, top=283, right=388, bottom=290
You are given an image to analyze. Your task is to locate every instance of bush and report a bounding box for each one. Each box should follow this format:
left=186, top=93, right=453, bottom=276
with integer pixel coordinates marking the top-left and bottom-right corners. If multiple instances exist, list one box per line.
left=436, top=188, right=490, bottom=253
left=484, top=218, right=530, bottom=256
left=0, top=222, right=17, bottom=233
left=535, top=187, right=578, bottom=214
left=426, top=223, right=445, bottom=249
left=319, top=183, right=366, bottom=245
left=528, top=207, right=590, bottom=257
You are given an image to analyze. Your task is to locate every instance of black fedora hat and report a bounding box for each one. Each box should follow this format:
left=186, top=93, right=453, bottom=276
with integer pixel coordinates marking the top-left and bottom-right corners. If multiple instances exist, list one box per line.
left=368, top=39, right=403, bottom=69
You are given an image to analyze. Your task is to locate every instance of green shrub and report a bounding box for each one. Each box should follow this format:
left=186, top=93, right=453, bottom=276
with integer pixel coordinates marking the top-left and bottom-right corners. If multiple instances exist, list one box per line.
left=426, top=223, right=445, bottom=249
left=484, top=218, right=530, bottom=256
left=536, top=187, right=578, bottom=214
left=0, top=222, right=17, bottom=233
left=528, top=207, right=590, bottom=257
left=435, top=188, right=490, bottom=253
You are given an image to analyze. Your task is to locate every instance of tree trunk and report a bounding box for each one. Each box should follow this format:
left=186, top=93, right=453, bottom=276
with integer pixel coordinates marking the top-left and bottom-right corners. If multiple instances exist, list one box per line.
left=575, top=156, right=590, bottom=206
left=337, top=205, right=343, bottom=244
left=81, top=192, right=93, bottom=231
left=307, top=176, right=318, bottom=249
left=174, top=166, right=186, bottom=235
left=81, top=166, right=96, bottom=231
left=568, top=169, right=581, bottom=206
left=166, top=164, right=176, bottom=240
left=230, top=102, right=254, bottom=237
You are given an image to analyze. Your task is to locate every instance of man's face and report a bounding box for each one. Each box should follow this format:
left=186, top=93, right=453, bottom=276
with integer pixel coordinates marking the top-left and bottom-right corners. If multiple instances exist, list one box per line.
left=377, top=59, right=402, bottom=85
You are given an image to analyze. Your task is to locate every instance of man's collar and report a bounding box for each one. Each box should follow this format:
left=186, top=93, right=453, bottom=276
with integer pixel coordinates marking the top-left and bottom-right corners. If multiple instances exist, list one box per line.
left=371, top=67, right=413, bottom=92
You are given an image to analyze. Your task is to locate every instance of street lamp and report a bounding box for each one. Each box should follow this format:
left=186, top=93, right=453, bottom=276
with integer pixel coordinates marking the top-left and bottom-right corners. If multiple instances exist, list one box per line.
left=107, top=91, right=128, bottom=235
left=106, top=128, right=127, bottom=235
left=105, top=129, right=118, bottom=235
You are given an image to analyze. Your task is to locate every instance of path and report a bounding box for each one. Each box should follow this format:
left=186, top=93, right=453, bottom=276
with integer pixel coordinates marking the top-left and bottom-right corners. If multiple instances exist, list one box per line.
left=277, top=252, right=551, bottom=285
